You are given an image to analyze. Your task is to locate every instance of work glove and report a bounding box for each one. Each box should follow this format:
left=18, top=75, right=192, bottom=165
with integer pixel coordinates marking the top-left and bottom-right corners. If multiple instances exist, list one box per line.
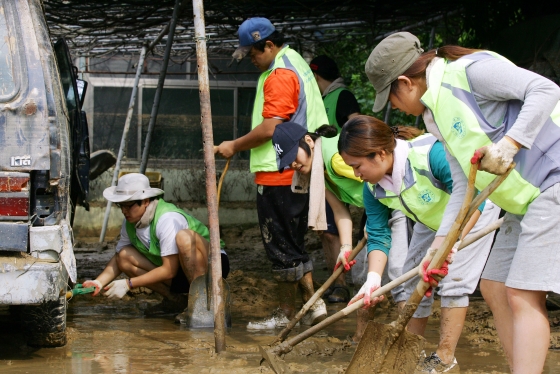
left=348, top=272, right=383, bottom=309
left=82, top=279, right=103, bottom=296
left=474, top=137, right=519, bottom=175
left=334, top=244, right=356, bottom=272
left=418, top=244, right=456, bottom=298
left=104, top=279, right=130, bottom=299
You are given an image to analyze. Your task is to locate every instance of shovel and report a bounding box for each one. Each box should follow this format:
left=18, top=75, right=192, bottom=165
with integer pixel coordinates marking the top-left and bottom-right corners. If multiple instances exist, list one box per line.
left=182, top=157, right=232, bottom=328
left=273, top=237, right=367, bottom=344
left=346, top=157, right=515, bottom=374
left=259, top=214, right=504, bottom=374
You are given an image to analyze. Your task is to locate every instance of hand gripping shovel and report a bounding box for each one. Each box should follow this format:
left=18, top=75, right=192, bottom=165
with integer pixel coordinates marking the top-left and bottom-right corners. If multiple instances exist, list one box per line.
left=258, top=215, right=504, bottom=374
left=272, top=237, right=367, bottom=345
left=183, top=157, right=232, bottom=328
left=346, top=156, right=515, bottom=374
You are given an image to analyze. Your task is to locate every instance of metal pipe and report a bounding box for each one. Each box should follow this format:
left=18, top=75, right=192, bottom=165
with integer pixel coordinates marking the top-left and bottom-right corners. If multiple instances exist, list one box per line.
left=192, top=0, right=227, bottom=353
left=139, top=0, right=181, bottom=174
left=99, top=44, right=148, bottom=243
left=384, top=101, right=391, bottom=125
left=414, top=26, right=436, bottom=128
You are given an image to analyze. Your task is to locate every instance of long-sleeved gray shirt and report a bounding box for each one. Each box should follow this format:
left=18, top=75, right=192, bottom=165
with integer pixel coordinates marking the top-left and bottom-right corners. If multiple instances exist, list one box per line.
left=423, top=56, right=560, bottom=236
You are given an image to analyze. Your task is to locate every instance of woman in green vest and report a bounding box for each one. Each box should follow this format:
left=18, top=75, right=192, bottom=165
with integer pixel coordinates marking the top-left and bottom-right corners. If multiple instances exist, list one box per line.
left=338, top=115, right=499, bottom=373
left=365, top=31, right=560, bottom=373
left=272, top=121, right=410, bottom=343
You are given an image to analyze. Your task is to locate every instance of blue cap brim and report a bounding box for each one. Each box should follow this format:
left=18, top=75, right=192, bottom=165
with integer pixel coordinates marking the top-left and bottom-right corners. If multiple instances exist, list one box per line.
left=277, top=144, right=299, bottom=173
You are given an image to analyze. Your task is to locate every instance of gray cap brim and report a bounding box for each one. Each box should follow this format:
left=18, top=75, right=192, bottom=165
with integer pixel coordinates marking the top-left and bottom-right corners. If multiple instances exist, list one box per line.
left=372, top=85, right=390, bottom=113
left=232, top=46, right=251, bottom=61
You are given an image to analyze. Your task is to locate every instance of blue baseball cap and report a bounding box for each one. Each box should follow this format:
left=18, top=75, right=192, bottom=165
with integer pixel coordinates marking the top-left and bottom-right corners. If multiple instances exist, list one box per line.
left=272, top=122, right=307, bottom=173
left=232, top=17, right=276, bottom=61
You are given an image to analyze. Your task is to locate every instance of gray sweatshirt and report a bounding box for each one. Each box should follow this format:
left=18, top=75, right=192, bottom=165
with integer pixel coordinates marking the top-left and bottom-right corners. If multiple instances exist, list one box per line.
left=422, top=57, right=560, bottom=237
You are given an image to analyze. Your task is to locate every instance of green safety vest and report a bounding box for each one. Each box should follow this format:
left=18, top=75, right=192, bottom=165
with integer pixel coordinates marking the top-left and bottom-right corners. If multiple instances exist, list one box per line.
left=250, top=45, right=328, bottom=173
left=321, top=135, right=364, bottom=207
left=126, top=199, right=223, bottom=266
left=323, top=87, right=348, bottom=132
left=367, top=134, right=449, bottom=231
left=422, top=51, right=560, bottom=215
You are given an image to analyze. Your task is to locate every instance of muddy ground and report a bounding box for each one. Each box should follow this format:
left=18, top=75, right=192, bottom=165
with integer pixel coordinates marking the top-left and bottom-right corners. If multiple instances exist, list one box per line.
left=2, top=222, right=560, bottom=373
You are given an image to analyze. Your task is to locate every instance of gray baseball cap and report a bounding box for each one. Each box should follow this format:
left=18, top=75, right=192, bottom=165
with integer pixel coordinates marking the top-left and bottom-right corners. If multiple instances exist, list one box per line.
left=366, top=32, right=424, bottom=113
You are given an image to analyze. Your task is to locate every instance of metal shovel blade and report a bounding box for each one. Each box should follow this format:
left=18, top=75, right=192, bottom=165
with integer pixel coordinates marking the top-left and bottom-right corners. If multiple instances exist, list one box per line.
left=347, top=320, right=425, bottom=373
left=183, top=276, right=232, bottom=328
left=259, top=345, right=292, bottom=374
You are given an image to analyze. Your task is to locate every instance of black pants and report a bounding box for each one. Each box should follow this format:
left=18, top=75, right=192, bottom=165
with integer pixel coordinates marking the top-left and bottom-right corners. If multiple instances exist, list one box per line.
left=256, top=185, right=309, bottom=270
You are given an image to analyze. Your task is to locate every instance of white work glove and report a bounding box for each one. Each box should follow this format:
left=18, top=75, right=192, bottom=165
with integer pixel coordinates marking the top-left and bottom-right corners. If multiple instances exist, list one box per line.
left=418, top=243, right=457, bottom=297
left=348, top=272, right=383, bottom=309
left=334, top=244, right=356, bottom=272
left=104, top=279, right=130, bottom=299
left=82, top=279, right=103, bottom=296
left=475, top=137, right=519, bottom=175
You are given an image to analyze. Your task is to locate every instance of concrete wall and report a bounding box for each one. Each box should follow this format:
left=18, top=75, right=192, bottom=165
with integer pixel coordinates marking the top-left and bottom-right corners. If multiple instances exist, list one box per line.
left=74, top=159, right=259, bottom=240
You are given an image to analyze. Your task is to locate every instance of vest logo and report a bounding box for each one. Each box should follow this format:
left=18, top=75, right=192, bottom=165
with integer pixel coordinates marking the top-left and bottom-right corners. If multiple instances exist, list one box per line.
left=251, top=31, right=261, bottom=41
left=274, top=143, right=283, bottom=156
left=451, top=117, right=466, bottom=139
left=418, top=189, right=435, bottom=205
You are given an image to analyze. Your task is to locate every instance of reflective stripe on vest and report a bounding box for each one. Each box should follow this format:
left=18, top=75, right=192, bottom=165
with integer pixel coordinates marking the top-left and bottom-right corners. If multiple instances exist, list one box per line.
left=323, top=87, right=347, bottom=131
left=422, top=51, right=560, bottom=215
left=321, top=135, right=364, bottom=207
left=126, top=199, right=223, bottom=266
left=250, top=46, right=328, bottom=172
left=367, top=134, right=449, bottom=231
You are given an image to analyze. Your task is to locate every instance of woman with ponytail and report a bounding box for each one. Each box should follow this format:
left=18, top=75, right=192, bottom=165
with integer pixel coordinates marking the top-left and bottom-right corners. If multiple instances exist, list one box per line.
left=339, top=115, right=500, bottom=372
left=272, top=121, right=410, bottom=343
left=365, top=31, right=560, bottom=373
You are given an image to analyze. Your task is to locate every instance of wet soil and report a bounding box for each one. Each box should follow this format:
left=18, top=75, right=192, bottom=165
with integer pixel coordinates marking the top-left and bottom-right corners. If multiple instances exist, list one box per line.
left=2, top=223, right=560, bottom=373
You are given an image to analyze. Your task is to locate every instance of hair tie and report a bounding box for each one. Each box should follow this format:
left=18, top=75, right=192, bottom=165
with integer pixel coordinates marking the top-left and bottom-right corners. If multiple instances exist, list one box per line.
left=390, top=126, right=399, bottom=137
left=435, top=48, right=438, bottom=56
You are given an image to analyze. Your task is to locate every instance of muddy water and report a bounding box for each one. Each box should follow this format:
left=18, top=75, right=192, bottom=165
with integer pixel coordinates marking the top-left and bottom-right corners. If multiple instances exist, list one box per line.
left=2, top=226, right=560, bottom=373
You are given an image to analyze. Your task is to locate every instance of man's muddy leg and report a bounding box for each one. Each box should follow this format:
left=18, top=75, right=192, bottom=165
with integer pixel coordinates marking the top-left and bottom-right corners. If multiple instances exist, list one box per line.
left=176, top=229, right=209, bottom=282
left=353, top=305, right=377, bottom=343
left=116, top=245, right=175, bottom=299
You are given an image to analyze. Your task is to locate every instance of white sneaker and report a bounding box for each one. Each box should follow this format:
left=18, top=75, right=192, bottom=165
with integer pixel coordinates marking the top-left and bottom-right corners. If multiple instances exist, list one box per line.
left=301, top=298, right=327, bottom=326
left=247, top=308, right=298, bottom=330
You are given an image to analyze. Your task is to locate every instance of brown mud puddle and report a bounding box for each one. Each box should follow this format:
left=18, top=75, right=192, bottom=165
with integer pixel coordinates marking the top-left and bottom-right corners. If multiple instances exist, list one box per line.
left=1, top=225, right=560, bottom=373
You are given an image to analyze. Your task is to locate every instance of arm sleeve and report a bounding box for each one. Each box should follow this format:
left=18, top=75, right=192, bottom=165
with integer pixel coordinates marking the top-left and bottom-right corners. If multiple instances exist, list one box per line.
left=335, top=90, right=361, bottom=125
left=262, top=69, right=300, bottom=120
left=435, top=146, right=469, bottom=236
left=363, top=183, right=392, bottom=256
left=155, top=213, right=190, bottom=257
left=430, top=143, right=486, bottom=223
left=467, top=58, right=560, bottom=149
left=115, top=220, right=131, bottom=253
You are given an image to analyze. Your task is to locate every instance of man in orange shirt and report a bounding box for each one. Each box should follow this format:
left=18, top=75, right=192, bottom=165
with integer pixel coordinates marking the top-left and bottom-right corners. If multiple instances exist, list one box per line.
left=216, top=17, right=328, bottom=329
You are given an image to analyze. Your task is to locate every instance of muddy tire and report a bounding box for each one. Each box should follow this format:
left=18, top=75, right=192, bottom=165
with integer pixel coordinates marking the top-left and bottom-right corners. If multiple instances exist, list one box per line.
left=21, top=296, right=67, bottom=347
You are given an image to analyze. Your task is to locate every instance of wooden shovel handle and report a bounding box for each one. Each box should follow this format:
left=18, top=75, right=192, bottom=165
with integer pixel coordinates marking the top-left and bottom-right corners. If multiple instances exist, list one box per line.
left=274, top=237, right=367, bottom=343
left=217, top=157, right=230, bottom=208
left=269, top=217, right=504, bottom=356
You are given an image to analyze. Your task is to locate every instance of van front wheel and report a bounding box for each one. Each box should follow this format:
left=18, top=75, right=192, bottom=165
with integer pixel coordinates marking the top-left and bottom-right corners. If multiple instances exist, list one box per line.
left=22, top=295, right=67, bottom=347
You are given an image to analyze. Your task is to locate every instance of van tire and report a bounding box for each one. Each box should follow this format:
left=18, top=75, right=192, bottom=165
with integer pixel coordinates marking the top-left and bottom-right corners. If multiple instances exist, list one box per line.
left=22, top=295, right=67, bottom=347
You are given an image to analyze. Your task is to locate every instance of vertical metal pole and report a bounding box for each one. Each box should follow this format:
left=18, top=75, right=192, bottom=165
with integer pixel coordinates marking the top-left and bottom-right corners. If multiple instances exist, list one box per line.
left=384, top=101, right=392, bottom=125
left=192, top=0, right=227, bottom=353
left=139, top=0, right=181, bottom=174
left=414, top=26, right=436, bottom=128
left=99, top=45, right=148, bottom=243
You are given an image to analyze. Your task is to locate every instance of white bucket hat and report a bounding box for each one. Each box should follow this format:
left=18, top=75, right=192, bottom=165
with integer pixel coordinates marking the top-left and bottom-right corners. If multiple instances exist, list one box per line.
left=103, top=173, right=164, bottom=203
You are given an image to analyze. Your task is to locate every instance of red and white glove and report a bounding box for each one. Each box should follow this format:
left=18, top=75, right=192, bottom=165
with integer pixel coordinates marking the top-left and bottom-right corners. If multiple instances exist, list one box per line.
left=334, top=244, right=356, bottom=272
left=82, top=279, right=103, bottom=296
left=474, top=137, right=519, bottom=175
left=418, top=247, right=453, bottom=297
left=348, top=272, right=383, bottom=309
left=104, top=279, right=130, bottom=299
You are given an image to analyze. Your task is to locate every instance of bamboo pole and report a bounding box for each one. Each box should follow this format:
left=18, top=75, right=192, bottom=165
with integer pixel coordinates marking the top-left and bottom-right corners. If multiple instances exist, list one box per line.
left=192, top=0, right=227, bottom=352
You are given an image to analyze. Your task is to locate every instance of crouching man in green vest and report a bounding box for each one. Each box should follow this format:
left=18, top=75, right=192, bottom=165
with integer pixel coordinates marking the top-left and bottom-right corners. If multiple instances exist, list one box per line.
left=83, top=173, right=229, bottom=318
